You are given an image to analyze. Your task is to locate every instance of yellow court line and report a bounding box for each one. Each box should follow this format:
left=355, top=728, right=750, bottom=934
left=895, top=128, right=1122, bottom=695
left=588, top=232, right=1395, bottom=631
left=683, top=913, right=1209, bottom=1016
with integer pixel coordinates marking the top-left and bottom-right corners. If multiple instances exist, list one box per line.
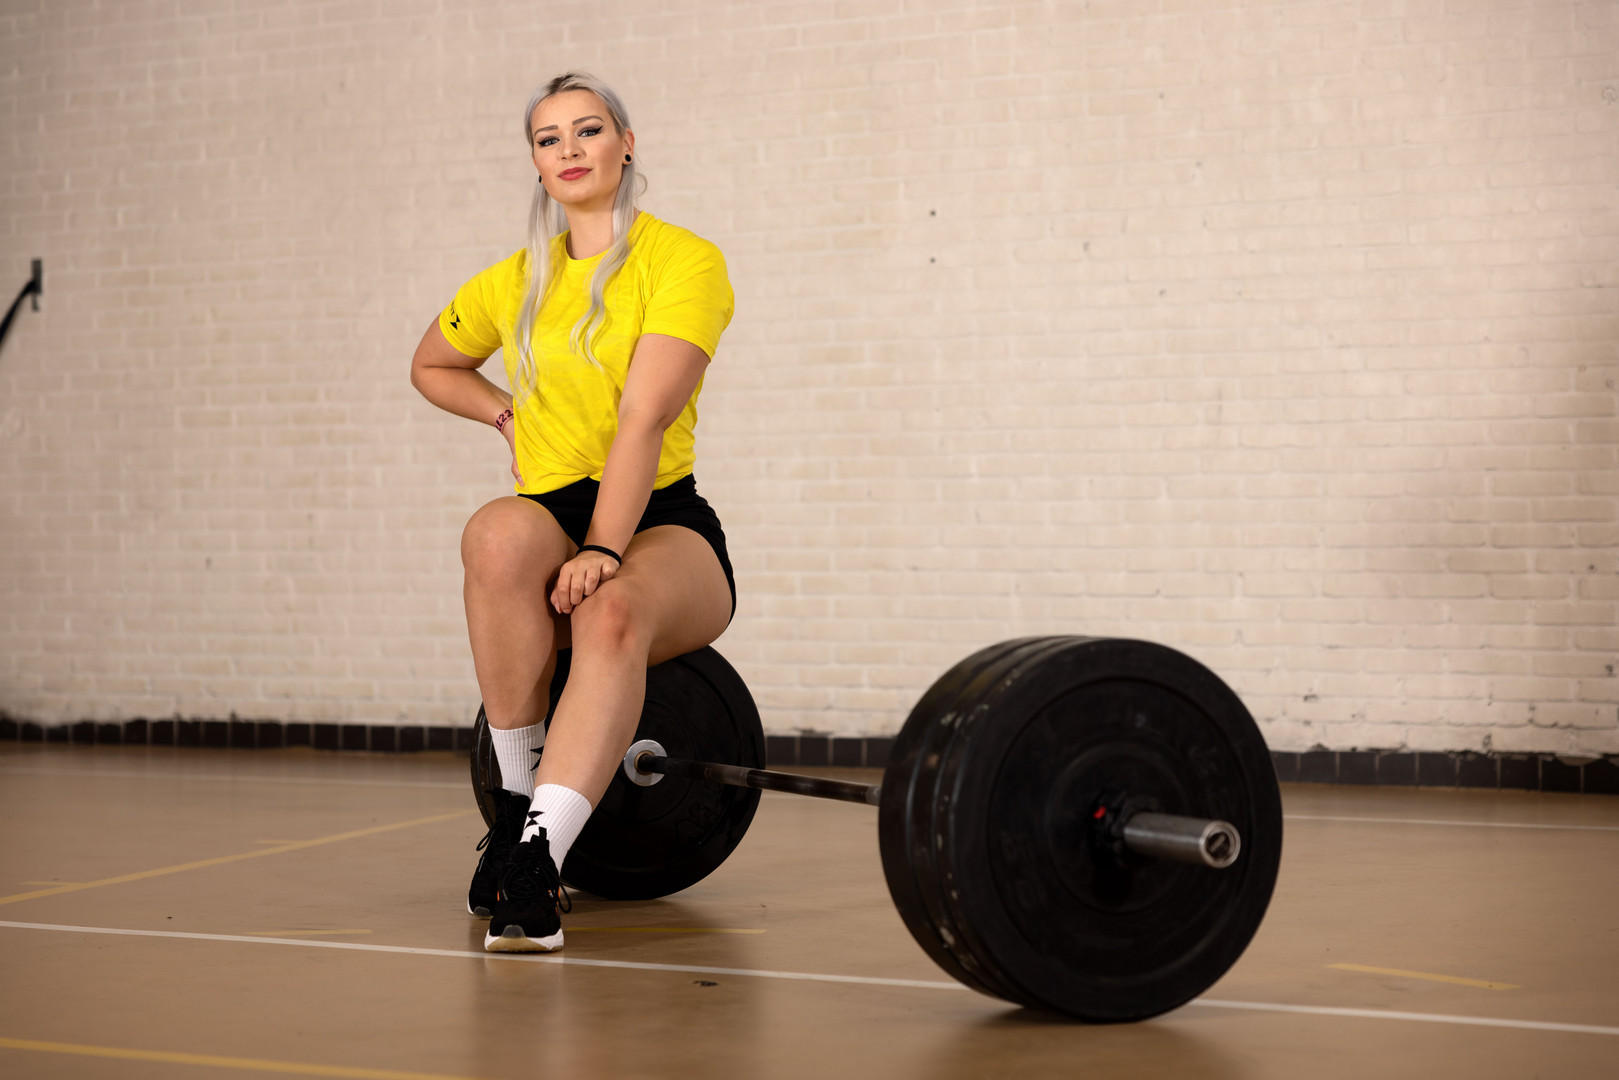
left=0, top=810, right=475, bottom=907
left=0, top=1036, right=484, bottom=1079
left=1328, top=963, right=1521, bottom=991
left=242, top=929, right=375, bottom=938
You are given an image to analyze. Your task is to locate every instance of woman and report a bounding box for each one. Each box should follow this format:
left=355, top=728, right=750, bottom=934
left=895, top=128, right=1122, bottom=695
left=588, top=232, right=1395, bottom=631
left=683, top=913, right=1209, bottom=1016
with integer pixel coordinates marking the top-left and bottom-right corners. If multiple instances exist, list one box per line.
left=409, top=72, right=736, bottom=953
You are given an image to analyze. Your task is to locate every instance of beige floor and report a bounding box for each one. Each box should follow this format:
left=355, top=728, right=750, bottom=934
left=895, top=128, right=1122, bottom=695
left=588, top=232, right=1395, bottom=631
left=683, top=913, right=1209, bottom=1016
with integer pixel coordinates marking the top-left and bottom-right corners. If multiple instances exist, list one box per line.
left=0, top=744, right=1616, bottom=1080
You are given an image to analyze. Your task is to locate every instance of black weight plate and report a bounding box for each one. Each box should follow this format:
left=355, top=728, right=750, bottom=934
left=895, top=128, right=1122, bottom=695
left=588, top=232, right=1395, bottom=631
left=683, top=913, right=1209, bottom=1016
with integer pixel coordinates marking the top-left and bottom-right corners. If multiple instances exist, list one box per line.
left=960, top=637, right=1282, bottom=1020
left=918, top=636, right=1090, bottom=1009
left=878, top=637, right=1062, bottom=1006
left=915, top=636, right=1092, bottom=1010
left=563, top=646, right=764, bottom=900
left=876, top=640, right=1017, bottom=1002
left=883, top=636, right=1283, bottom=1021
left=470, top=646, right=764, bottom=901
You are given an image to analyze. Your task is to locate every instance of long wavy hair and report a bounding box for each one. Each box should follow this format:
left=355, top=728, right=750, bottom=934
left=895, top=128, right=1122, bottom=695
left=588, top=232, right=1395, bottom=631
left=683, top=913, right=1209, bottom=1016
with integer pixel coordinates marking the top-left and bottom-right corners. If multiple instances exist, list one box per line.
left=511, top=72, right=643, bottom=402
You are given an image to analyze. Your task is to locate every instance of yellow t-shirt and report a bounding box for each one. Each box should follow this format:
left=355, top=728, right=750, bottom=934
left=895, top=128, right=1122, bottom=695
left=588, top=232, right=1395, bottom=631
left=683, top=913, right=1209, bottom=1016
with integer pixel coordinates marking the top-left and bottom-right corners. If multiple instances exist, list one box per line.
left=438, top=210, right=734, bottom=494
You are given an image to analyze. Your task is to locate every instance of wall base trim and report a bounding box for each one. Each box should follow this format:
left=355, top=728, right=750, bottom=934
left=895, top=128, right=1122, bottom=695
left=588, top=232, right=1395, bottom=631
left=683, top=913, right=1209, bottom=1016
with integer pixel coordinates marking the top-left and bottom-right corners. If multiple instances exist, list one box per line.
left=1, top=716, right=1614, bottom=795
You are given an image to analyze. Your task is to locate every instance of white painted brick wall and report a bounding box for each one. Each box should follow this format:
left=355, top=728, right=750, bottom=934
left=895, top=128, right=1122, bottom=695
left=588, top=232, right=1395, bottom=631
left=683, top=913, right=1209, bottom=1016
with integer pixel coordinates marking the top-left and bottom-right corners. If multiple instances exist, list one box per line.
left=0, top=0, right=1615, bottom=754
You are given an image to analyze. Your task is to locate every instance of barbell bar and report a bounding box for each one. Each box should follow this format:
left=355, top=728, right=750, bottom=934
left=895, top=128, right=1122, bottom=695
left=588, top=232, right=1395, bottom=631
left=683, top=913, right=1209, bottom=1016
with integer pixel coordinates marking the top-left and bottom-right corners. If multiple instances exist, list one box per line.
left=621, top=739, right=1243, bottom=870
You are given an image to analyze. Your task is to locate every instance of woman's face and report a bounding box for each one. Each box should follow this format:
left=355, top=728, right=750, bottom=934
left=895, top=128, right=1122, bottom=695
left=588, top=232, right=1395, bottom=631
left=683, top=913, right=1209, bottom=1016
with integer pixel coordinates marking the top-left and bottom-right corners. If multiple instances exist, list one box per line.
left=530, top=89, right=632, bottom=208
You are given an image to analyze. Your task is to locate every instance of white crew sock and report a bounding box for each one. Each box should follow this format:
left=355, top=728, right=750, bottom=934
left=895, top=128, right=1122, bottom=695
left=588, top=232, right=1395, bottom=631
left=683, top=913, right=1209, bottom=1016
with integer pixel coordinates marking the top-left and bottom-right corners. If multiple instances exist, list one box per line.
left=488, top=722, right=546, bottom=798
left=520, top=783, right=593, bottom=872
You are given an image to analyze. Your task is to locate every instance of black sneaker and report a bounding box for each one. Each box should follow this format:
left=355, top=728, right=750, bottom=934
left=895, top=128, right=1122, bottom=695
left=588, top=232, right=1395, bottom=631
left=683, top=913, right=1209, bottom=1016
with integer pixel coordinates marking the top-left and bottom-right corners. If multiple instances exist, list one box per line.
left=483, top=823, right=571, bottom=953
left=468, top=789, right=529, bottom=918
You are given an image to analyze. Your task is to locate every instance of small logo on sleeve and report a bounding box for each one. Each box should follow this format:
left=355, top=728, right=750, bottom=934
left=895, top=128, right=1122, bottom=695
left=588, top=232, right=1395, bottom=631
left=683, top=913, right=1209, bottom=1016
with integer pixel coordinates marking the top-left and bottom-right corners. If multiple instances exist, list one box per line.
left=448, top=303, right=462, bottom=331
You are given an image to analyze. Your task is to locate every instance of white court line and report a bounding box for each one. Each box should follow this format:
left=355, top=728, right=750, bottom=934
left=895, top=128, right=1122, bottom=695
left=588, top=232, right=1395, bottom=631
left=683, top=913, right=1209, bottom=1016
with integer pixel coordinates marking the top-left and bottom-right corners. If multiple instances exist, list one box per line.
left=1286, top=814, right=1619, bottom=834
left=0, top=920, right=955, bottom=992
left=3, top=766, right=1618, bottom=833
left=3, top=920, right=1618, bottom=1038
left=1190, top=999, right=1619, bottom=1037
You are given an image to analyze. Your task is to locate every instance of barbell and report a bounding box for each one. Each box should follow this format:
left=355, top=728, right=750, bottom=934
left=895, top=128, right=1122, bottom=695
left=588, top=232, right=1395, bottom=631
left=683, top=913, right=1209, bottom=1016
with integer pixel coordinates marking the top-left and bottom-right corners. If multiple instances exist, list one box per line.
left=470, top=635, right=1284, bottom=1022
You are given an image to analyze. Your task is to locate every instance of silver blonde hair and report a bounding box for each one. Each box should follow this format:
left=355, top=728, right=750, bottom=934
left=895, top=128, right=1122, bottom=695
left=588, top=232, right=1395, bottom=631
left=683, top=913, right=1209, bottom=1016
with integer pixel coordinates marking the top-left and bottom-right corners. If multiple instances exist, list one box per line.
left=512, top=72, right=644, bottom=401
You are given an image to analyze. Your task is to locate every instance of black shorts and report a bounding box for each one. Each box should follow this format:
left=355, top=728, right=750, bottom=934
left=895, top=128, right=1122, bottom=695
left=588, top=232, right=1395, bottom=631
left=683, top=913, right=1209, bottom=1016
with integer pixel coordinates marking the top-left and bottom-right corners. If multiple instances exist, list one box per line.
left=519, top=474, right=736, bottom=620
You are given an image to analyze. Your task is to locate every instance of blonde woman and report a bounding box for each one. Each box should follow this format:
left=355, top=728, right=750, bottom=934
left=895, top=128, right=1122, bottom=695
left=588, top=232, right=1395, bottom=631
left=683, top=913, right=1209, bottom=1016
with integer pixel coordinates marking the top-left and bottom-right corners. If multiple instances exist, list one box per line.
left=410, top=72, right=736, bottom=952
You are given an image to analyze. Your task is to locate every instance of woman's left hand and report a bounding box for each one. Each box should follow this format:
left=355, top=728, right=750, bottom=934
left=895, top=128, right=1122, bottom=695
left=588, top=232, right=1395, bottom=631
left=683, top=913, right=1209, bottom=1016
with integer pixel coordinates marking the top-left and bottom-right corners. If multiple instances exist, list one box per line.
left=551, top=550, right=620, bottom=614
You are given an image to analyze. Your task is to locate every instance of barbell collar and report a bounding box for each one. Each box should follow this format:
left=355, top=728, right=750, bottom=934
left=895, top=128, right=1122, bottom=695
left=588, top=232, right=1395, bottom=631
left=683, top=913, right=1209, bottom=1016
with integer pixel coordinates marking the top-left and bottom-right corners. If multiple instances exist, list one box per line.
left=1119, top=811, right=1242, bottom=869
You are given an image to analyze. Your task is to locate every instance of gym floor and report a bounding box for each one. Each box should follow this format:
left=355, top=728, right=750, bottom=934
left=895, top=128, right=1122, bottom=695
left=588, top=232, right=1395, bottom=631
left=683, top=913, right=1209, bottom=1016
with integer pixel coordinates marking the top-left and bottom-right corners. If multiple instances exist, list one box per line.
left=1, top=744, right=1615, bottom=1080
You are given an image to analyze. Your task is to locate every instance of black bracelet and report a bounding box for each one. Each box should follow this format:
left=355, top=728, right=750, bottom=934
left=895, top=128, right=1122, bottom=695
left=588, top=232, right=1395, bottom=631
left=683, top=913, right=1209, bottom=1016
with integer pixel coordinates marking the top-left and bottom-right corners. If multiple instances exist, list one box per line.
left=578, top=544, right=622, bottom=565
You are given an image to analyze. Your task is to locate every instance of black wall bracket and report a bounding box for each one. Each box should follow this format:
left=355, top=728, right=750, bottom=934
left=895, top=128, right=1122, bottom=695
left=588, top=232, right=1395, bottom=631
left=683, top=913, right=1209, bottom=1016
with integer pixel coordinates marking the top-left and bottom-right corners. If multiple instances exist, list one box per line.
left=0, top=258, right=42, bottom=358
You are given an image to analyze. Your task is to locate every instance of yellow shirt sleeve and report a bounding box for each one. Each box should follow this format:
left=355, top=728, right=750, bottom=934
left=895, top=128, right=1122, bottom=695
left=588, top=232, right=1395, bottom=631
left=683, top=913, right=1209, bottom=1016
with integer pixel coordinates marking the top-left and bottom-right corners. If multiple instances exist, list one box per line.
left=438, top=251, right=523, bottom=358
left=639, top=238, right=734, bottom=360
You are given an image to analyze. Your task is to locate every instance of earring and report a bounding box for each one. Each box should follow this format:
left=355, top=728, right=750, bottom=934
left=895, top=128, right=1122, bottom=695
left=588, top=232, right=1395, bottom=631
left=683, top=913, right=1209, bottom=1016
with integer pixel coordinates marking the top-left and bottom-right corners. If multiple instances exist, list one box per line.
left=624, top=154, right=632, bottom=163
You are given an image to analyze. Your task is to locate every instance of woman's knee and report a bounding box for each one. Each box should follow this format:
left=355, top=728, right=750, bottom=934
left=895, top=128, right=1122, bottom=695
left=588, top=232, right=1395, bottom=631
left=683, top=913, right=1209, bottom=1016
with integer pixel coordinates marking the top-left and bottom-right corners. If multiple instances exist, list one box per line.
left=461, top=497, right=569, bottom=586
left=568, top=582, right=647, bottom=657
